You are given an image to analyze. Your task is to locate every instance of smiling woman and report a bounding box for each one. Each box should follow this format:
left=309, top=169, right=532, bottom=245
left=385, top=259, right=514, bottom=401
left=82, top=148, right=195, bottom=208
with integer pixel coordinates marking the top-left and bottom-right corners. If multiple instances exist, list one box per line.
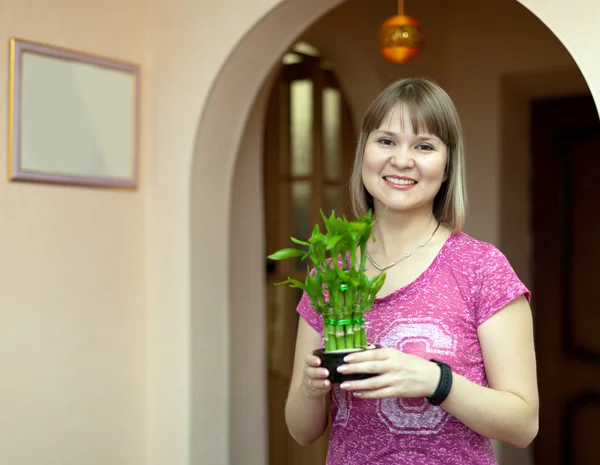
left=349, top=78, right=466, bottom=232
left=284, top=78, right=539, bottom=465
left=362, top=113, right=448, bottom=219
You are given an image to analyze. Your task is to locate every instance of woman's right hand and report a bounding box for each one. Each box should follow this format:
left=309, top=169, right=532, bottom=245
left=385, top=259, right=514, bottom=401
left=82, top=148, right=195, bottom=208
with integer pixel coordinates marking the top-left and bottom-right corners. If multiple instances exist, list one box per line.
left=302, top=354, right=332, bottom=398
left=286, top=319, right=331, bottom=445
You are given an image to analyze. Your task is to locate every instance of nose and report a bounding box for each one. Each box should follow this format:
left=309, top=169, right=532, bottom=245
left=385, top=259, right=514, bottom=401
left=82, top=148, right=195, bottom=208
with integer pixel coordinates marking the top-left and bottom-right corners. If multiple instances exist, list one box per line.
left=390, top=146, right=415, bottom=169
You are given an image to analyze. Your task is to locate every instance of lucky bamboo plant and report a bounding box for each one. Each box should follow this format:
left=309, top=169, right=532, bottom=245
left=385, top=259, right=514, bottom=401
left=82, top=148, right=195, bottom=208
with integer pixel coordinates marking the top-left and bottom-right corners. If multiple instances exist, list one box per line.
left=268, top=210, right=386, bottom=352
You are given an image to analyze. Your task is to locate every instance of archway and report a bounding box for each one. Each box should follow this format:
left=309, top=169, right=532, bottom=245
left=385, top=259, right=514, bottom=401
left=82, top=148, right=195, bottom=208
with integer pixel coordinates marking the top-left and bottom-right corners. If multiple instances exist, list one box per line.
left=189, top=0, right=600, bottom=464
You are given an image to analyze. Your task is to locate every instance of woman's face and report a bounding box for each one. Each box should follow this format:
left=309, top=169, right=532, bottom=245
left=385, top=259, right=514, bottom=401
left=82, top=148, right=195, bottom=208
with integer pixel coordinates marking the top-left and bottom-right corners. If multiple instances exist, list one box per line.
left=361, top=105, right=448, bottom=216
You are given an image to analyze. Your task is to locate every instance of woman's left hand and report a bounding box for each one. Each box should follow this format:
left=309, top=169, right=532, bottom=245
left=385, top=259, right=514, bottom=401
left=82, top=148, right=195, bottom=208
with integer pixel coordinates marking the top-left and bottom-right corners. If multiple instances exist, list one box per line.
left=337, top=348, right=441, bottom=399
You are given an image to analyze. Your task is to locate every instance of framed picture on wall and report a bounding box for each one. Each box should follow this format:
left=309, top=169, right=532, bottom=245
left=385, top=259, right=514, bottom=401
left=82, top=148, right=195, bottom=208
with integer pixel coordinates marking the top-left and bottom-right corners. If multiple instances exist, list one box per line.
left=8, top=37, right=140, bottom=189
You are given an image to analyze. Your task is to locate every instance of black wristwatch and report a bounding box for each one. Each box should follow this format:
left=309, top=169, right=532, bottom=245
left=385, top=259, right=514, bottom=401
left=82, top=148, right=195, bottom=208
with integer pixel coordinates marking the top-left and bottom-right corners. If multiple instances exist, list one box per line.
left=427, top=359, right=453, bottom=406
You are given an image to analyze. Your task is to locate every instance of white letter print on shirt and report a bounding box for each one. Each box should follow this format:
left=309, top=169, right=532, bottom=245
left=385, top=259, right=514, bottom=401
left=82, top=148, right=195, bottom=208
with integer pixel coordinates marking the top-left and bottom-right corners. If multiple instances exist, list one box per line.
left=377, top=318, right=457, bottom=435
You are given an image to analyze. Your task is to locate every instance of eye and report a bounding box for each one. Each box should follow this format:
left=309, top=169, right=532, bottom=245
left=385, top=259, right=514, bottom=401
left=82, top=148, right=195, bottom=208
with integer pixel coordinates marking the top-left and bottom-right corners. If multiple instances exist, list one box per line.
left=416, top=143, right=434, bottom=151
left=378, top=137, right=394, bottom=146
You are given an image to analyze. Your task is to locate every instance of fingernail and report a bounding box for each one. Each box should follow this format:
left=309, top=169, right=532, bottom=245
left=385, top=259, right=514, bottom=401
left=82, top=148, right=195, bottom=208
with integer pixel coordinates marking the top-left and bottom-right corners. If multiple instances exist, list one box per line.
left=353, top=392, right=362, bottom=397
left=344, top=355, right=354, bottom=362
left=322, top=369, right=329, bottom=376
left=337, top=365, right=347, bottom=373
left=324, top=380, right=330, bottom=387
left=340, top=382, right=350, bottom=389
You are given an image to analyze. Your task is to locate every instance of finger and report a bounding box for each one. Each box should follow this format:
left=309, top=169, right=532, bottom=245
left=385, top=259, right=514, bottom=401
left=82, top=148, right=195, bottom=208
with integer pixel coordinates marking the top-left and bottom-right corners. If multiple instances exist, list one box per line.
left=340, top=374, right=390, bottom=392
left=306, top=366, right=329, bottom=379
left=303, top=376, right=331, bottom=398
left=308, top=377, right=331, bottom=390
left=351, top=386, right=398, bottom=399
left=343, top=348, right=390, bottom=363
left=305, top=354, right=322, bottom=367
left=337, top=360, right=386, bottom=375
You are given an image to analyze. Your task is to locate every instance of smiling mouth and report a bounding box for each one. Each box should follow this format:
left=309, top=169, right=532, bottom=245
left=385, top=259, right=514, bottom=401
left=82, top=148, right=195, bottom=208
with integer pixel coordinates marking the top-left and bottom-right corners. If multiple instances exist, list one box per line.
left=383, top=176, right=417, bottom=186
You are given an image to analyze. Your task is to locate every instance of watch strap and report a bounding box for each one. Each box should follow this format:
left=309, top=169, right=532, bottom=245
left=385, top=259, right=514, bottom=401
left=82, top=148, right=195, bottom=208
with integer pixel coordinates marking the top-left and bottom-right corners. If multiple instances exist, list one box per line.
left=427, top=359, right=453, bottom=406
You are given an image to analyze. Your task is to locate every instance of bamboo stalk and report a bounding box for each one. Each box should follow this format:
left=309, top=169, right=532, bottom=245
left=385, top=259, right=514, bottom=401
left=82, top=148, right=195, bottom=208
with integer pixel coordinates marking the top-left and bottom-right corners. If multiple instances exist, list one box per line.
left=361, top=322, right=367, bottom=347
left=353, top=321, right=361, bottom=348
left=345, top=324, right=355, bottom=349
left=335, top=326, right=346, bottom=350
left=325, top=324, right=337, bottom=351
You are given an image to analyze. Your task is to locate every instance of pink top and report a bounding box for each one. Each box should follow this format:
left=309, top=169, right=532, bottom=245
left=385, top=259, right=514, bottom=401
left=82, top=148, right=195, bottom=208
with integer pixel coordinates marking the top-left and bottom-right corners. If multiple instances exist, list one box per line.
left=296, top=232, right=530, bottom=465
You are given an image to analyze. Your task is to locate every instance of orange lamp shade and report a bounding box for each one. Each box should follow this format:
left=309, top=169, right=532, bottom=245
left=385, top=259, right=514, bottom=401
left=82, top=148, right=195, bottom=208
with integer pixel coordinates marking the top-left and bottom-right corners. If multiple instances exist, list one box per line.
left=379, top=15, right=423, bottom=64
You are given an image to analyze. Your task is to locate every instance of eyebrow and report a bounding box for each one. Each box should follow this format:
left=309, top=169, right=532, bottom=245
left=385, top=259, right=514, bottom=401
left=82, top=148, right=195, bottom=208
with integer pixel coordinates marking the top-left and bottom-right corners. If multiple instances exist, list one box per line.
left=373, top=130, right=441, bottom=143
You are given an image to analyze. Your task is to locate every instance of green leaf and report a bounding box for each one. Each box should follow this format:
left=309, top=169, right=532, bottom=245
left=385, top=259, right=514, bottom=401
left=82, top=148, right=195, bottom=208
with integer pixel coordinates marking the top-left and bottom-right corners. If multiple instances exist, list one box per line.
left=274, top=276, right=308, bottom=291
left=335, top=266, right=347, bottom=281
left=349, top=221, right=366, bottom=231
left=267, top=248, right=305, bottom=260
left=308, top=233, right=327, bottom=244
left=320, top=209, right=331, bottom=228
left=370, top=272, right=387, bottom=294
left=290, top=237, right=310, bottom=246
left=309, top=272, right=325, bottom=287
left=285, top=278, right=308, bottom=291
left=326, top=235, right=343, bottom=250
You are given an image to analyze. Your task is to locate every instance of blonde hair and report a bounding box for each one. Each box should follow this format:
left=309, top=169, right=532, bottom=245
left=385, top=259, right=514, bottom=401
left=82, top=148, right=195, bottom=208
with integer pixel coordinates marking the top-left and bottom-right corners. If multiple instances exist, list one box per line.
left=348, top=77, right=467, bottom=232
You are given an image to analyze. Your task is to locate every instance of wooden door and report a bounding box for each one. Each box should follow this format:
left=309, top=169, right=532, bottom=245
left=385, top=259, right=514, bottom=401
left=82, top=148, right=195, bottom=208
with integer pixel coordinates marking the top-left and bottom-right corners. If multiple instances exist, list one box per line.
left=532, top=94, right=600, bottom=465
left=263, top=47, right=355, bottom=465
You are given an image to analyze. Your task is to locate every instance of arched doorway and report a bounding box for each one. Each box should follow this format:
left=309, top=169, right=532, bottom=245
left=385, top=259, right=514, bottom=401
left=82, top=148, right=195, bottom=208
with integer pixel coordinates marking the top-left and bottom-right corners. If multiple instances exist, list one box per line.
left=188, top=1, right=600, bottom=464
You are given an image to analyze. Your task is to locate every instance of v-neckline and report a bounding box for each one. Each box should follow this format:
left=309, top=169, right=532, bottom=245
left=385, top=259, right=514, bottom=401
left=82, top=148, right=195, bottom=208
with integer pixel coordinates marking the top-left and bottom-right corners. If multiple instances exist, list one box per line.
left=372, top=232, right=460, bottom=303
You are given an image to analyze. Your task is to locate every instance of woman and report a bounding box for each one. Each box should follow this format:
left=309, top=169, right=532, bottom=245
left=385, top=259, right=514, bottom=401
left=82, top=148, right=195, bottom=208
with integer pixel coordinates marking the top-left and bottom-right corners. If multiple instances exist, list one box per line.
left=284, top=78, right=539, bottom=464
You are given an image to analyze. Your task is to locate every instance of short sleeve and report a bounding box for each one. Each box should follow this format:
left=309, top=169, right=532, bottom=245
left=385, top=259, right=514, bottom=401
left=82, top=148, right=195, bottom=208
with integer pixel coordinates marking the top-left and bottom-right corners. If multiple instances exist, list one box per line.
left=472, top=244, right=531, bottom=326
left=296, top=291, right=323, bottom=335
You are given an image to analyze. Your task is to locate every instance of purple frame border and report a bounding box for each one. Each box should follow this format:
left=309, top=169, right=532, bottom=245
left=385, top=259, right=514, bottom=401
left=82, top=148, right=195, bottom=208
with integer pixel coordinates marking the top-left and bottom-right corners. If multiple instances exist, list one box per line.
left=9, top=38, right=141, bottom=189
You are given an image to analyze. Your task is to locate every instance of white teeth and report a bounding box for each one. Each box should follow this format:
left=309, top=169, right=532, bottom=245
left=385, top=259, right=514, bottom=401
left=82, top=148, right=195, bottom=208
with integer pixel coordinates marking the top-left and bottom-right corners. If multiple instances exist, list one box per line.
left=384, top=177, right=416, bottom=185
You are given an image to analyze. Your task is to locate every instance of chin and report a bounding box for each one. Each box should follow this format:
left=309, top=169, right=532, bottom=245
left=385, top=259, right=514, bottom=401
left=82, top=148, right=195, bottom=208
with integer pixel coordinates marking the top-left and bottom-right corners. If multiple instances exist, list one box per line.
left=376, top=201, right=416, bottom=213
left=375, top=195, right=433, bottom=214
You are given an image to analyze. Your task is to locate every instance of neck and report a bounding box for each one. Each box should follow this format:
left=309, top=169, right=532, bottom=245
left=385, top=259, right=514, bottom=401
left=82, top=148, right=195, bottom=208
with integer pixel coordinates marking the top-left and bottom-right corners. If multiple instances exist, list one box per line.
left=369, top=207, right=440, bottom=259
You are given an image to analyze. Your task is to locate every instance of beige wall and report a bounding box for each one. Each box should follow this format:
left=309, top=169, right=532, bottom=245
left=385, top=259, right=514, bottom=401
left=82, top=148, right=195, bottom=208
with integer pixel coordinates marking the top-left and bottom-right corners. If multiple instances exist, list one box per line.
left=0, top=0, right=598, bottom=465
left=0, top=1, right=148, bottom=465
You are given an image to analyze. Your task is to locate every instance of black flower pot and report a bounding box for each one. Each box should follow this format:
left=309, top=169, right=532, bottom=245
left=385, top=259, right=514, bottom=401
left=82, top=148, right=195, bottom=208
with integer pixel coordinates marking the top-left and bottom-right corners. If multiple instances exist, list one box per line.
left=313, top=345, right=380, bottom=384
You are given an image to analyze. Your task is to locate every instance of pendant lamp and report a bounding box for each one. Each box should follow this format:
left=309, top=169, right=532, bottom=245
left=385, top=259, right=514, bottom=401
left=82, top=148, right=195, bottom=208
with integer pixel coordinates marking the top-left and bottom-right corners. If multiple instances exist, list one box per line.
left=379, top=0, right=423, bottom=64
